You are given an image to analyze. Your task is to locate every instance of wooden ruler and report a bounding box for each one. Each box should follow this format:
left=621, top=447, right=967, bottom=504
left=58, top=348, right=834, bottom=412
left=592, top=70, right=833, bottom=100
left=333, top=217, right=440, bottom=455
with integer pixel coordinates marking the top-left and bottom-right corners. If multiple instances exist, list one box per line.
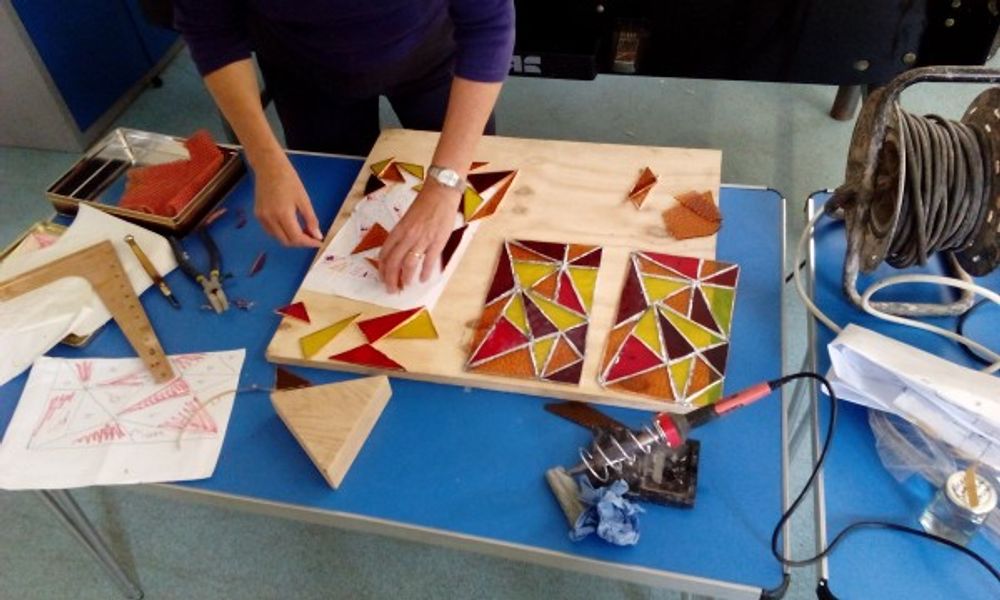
left=0, top=241, right=175, bottom=383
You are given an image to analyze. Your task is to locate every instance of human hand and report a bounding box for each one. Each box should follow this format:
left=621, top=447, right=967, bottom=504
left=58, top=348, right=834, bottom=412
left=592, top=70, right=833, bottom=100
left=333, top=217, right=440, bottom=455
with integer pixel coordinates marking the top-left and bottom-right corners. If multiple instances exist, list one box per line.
left=253, top=158, right=323, bottom=247
left=378, top=183, right=461, bottom=292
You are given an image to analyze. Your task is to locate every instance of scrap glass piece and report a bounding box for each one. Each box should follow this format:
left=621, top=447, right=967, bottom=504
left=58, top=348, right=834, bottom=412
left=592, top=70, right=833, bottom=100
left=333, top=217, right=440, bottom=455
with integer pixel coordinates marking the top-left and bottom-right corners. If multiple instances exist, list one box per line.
left=358, top=307, right=422, bottom=343
left=249, top=252, right=267, bottom=277
left=470, top=346, right=535, bottom=378
left=504, top=292, right=529, bottom=334
left=380, top=163, right=405, bottom=183
left=633, top=308, right=662, bottom=357
left=527, top=291, right=586, bottom=330
left=628, top=186, right=653, bottom=209
left=531, top=336, right=557, bottom=374
left=352, top=223, right=390, bottom=254
left=470, top=161, right=489, bottom=171
left=675, top=190, right=721, bottom=222
left=441, top=225, right=468, bottom=268
left=628, top=167, right=658, bottom=198
left=300, top=314, right=359, bottom=359
left=514, top=261, right=558, bottom=290
left=365, top=257, right=380, bottom=271
left=275, top=301, right=311, bottom=324
left=663, top=205, right=721, bottom=240
left=387, top=309, right=438, bottom=340
left=329, top=344, right=405, bottom=371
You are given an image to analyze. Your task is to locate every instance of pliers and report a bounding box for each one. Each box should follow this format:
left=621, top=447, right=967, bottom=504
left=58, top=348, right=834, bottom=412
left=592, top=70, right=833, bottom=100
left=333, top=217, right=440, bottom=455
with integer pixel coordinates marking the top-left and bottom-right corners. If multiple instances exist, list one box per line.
left=169, top=229, right=229, bottom=313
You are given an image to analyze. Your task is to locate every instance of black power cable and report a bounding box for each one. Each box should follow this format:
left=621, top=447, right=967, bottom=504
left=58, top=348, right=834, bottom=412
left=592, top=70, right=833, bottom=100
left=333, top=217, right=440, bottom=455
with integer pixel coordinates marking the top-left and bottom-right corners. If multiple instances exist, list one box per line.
left=761, top=372, right=1000, bottom=599
left=886, top=110, right=991, bottom=269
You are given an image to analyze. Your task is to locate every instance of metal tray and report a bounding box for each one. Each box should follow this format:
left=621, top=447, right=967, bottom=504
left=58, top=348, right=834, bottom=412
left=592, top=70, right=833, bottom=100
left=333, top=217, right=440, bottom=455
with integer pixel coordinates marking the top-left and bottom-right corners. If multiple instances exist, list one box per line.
left=46, top=128, right=246, bottom=236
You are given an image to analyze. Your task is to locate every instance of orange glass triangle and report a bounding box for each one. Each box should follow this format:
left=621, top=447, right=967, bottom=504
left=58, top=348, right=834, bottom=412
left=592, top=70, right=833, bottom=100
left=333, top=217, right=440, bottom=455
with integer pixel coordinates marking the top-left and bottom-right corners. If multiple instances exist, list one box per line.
left=468, top=174, right=515, bottom=221
left=469, top=345, right=535, bottom=379
left=352, top=223, right=390, bottom=254
left=533, top=271, right=559, bottom=299
left=610, top=366, right=673, bottom=400
left=543, top=336, right=580, bottom=376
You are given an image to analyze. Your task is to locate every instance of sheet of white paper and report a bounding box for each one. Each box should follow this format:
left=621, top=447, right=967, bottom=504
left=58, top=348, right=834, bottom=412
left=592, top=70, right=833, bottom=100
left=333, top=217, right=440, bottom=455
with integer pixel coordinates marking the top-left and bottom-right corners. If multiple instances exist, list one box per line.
left=0, top=350, right=245, bottom=489
left=300, top=180, right=479, bottom=310
left=0, top=205, right=177, bottom=386
left=826, top=324, right=1000, bottom=470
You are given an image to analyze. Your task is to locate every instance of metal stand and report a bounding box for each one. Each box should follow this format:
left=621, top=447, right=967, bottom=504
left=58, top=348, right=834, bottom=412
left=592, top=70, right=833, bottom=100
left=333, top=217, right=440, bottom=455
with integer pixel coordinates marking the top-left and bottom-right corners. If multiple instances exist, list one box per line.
left=829, top=85, right=862, bottom=121
left=37, top=490, right=144, bottom=600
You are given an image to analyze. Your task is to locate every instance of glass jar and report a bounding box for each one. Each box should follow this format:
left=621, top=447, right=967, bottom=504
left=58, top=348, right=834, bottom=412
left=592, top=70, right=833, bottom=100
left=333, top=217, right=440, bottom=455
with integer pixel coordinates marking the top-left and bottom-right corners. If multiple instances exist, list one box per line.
left=919, top=470, right=997, bottom=546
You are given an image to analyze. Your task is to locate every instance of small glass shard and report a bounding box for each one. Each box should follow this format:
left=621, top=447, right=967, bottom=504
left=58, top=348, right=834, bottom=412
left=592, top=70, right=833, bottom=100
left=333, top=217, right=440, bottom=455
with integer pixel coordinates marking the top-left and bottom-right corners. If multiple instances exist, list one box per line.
left=248, top=252, right=267, bottom=277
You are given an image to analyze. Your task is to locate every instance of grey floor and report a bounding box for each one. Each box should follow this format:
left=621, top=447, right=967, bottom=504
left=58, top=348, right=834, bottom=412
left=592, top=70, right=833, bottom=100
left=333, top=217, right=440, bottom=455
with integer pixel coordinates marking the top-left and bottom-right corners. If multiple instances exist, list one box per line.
left=1, top=49, right=995, bottom=599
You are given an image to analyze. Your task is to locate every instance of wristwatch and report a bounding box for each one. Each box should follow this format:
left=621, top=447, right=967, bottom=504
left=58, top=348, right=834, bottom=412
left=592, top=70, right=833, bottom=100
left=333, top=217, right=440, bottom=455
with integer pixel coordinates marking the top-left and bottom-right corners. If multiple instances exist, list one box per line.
left=427, top=165, right=465, bottom=190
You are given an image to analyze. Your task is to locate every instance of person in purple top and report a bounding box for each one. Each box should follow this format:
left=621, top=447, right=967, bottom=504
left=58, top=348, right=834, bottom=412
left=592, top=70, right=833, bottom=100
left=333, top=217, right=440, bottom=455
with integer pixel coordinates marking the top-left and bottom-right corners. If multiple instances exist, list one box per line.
left=174, top=1, right=515, bottom=292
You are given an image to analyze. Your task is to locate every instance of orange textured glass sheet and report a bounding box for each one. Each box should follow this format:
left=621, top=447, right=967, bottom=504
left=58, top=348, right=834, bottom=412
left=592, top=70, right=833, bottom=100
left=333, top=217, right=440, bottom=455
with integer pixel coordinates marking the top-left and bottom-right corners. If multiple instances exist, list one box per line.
left=627, top=167, right=657, bottom=208
left=466, top=239, right=602, bottom=385
left=675, top=190, right=721, bottom=223
left=469, top=346, right=535, bottom=379
left=602, top=251, right=739, bottom=405
left=351, top=223, right=390, bottom=254
left=663, top=205, right=722, bottom=240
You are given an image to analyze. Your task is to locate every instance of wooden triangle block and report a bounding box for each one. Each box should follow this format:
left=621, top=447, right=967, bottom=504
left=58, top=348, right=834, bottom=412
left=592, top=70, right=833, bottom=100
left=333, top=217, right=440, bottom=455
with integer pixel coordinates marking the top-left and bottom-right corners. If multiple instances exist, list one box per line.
left=271, top=376, right=392, bottom=489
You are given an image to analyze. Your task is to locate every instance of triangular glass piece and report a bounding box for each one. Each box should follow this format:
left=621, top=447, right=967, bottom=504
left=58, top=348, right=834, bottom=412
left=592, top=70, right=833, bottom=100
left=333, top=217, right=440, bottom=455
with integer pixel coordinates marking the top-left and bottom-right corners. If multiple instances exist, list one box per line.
left=568, top=267, right=598, bottom=311
left=633, top=308, right=662, bottom=357
left=485, top=245, right=515, bottom=303
left=299, top=314, right=359, bottom=359
left=381, top=163, right=405, bottom=183
left=275, top=301, right=310, bottom=324
left=509, top=242, right=553, bottom=263
left=702, top=266, right=739, bottom=287
left=441, top=225, right=467, bottom=268
left=396, top=162, right=424, bottom=179
left=658, top=311, right=694, bottom=359
left=614, top=262, right=648, bottom=324
left=524, top=293, right=558, bottom=338
left=520, top=241, right=566, bottom=261
left=357, top=307, right=421, bottom=343
left=387, top=309, right=438, bottom=340
left=628, top=185, right=653, bottom=209
left=628, top=167, right=657, bottom=199
left=601, top=321, right=634, bottom=374
left=611, top=366, right=673, bottom=400
left=702, top=344, right=730, bottom=375
left=643, top=252, right=701, bottom=279
left=469, top=174, right=515, bottom=221
left=543, top=336, right=581, bottom=376
left=670, top=357, right=694, bottom=399
left=370, top=157, right=394, bottom=177
left=664, top=288, right=692, bottom=314
left=469, top=161, right=489, bottom=171
left=662, top=307, right=723, bottom=349
left=556, top=271, right=585, bottom=314
left=275, top=366, right=312, bottom=391
left=504, top=292, right=529, bottom=334
left=462, top=187, right=484, bottom=221
left=533, top=271, right=559, bottom=299
left=351, top=223, right=390, bottom=254
left=468, top=317, right=529, bottom=365
left=513, top=261, right=558, bottom=289
left=527, top=291, right=586, bottom=330
left=469, top=345, right=535, bottom=378
left=564, top=324, right=588, bottom=355
left=604, top=335, right=663, bottom=383
left=702, top=285, right=737, bottom=333
left=531, top=335, right=557, bottom=375
left=642, top=275, right=688, bottom=304
left=543, top=360, right=583, bottom=385
left=364, top=174, right=386, bottom=195
left=468, top=170, right=513, bottom=194
left=329, top=344, right=404, bottom=371
left=690, top=288, right=721, bottom=333
left=569, top=247, right=602, bottom=267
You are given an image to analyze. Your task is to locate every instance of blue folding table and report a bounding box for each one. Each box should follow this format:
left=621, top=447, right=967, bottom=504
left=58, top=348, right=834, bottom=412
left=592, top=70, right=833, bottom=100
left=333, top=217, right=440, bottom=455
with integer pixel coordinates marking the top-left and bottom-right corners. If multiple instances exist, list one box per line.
left=807, top=192, right=1000, bottom=600
left=0, top=152, right=790, bottom=599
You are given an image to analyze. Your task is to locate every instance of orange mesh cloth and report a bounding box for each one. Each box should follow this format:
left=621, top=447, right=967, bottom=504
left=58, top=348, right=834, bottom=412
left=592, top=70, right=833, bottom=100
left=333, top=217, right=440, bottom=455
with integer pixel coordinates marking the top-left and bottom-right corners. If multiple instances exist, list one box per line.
left=119, top=130, right=224, bottom=217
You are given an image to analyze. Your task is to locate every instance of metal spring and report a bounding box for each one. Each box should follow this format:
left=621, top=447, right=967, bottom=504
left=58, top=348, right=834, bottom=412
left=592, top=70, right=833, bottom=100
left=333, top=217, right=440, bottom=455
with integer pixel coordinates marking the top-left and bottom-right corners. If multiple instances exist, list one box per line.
left=579, top=425, right=663, bottom=482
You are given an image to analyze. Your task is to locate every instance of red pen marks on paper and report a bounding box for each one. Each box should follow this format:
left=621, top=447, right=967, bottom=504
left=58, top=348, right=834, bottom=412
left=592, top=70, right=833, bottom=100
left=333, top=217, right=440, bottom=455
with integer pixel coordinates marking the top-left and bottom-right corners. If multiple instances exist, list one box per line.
left=74, top=421, right=128, bottom=445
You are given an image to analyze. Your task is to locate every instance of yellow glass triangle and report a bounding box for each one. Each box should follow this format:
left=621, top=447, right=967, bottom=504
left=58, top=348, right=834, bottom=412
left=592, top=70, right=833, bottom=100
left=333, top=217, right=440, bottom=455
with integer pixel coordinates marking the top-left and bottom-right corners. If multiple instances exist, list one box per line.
left=387, top=309, right=438, bottom=340
left=397, top=163, right=424, bottom=179
left=527, top=291, right=586, bottom=331
left=514, top=261, right=558, bottom=290
left=702, top=285, right=736, bottom=333
left=662, top=308, right=723, bottom=349
left=370, top=157, right=393, bottom=177
left=300, top=314, right=359, bottom=358
left=568, top=267, right=598, bottom=311
left=643, top=276, right=689, bottom=303
left=633, top=308, right=662, bottom=356
left=504, top=293, right=529, bottom=334
left=531, top=336, right=556, bottom=374
left=670, top=357, right=693, bottom=398
left=463, top=187, right=484, bottom=220
left=412, top=183, right=423, bottom=192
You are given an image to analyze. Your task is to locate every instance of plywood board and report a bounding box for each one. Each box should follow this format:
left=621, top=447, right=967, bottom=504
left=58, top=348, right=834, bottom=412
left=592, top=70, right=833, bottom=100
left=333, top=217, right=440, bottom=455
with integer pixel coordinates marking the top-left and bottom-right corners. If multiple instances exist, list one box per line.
left=271, top=376, right=392, bottom=489
left=267, top=129, right=722, bottom=411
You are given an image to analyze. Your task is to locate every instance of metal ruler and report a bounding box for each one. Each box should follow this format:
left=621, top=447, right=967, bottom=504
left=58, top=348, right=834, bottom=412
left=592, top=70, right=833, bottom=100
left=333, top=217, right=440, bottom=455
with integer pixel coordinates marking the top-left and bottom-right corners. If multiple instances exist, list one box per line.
left=0, top=241, right=175, bottom=382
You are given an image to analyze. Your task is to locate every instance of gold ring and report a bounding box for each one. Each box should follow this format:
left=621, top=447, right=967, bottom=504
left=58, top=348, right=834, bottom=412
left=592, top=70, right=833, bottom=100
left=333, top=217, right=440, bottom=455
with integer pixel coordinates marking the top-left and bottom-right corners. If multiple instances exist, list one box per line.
left=410, top=251, right=426, bottom=259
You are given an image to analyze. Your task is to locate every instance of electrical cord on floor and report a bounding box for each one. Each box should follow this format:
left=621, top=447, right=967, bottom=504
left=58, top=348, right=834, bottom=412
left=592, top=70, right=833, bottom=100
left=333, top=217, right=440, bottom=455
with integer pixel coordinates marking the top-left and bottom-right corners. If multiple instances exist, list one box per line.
left=760, top=372, right=1000, bottom=599
left=957, top=300, right=995, bottom=367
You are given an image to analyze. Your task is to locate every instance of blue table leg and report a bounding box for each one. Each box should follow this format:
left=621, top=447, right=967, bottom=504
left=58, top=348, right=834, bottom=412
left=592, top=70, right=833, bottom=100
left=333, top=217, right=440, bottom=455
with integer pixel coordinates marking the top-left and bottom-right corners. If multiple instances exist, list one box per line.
left=37, top=490, right=144, bottom=600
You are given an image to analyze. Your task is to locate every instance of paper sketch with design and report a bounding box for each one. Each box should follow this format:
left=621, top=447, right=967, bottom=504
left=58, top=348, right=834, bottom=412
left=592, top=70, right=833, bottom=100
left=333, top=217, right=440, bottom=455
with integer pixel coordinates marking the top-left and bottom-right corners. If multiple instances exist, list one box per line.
left=300, top=176, right=478, bottom=311
left=0, top=350, right=245, bottom=489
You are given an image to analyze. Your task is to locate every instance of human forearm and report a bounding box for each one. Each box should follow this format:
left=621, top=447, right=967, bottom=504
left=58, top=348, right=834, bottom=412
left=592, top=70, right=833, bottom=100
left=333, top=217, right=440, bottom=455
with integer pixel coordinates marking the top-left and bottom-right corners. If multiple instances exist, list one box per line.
left=203, top=59, right=287, bottom=173
left=428, top=77, right=502, bottom=198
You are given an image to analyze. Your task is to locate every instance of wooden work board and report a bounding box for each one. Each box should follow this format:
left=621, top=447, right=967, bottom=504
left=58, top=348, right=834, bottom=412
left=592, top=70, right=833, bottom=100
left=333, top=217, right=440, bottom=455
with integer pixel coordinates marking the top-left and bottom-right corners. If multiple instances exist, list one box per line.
left=267, top=129, right=721, bottom=411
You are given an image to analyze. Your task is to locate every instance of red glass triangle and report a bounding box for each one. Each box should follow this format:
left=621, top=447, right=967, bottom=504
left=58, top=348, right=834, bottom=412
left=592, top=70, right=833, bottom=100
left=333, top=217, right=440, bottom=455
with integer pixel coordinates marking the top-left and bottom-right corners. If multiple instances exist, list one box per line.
left=329, top=344, right=404, bottom=371
left=643, top=252, right=700, bottom=279
left=659, top=311, right=695, bottom=358
left=485, top=245, right=516, bottom=303
left=690, top=288, right=721, bottom=333
left=274, top=366, right=312, bottom=390
left=520, top=241, right=566, bottom=261
left=564, top=324, right=588, bottom=355
left=615, top=263, right=648, bottom=324
left=381, top=163, right=405, bottom=183
left=352, top=223, right=390, bottom=254
left=703, top=267, right=739, bottom=287
left=569, top=248, right=602, bottom=268
left=357, top=307, right=421, bottom=343
left=556, top=271, right=585, bottom=314
left=441, top=225, right=468, bottom=268
left=469, top=161, right=489, bottom=171
left=524, top=294, right=558, bottom=338
left=702, top=344, right=730, bottom=374
left=275, top=301, right=311, bottom=324
left=469, top=317, right=529, bottom=364
left=468, top=170, right=514, bottom=194
left=605, top=335, right=663, bottom=383
left=543, top=360, right=584, bottom=384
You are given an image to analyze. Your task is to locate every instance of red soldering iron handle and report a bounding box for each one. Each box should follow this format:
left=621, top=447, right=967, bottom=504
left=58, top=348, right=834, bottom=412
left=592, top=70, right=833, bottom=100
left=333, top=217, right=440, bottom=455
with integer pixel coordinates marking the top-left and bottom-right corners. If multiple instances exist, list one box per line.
left=715, top=382, right=774, bottom=415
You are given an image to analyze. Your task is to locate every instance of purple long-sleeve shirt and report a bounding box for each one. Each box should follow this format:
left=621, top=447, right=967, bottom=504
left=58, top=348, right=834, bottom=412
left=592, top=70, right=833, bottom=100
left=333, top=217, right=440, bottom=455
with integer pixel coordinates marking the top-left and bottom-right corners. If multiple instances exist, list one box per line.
left=174, top=0, right=515, bottom=83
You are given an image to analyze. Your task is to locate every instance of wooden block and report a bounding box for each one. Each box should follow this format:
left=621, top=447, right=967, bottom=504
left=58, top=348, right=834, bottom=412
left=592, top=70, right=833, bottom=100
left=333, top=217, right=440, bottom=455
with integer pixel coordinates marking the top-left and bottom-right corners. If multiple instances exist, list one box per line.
left=271, top=376, right=392, bottom=489
left=267, top=129, right=722, bottom=412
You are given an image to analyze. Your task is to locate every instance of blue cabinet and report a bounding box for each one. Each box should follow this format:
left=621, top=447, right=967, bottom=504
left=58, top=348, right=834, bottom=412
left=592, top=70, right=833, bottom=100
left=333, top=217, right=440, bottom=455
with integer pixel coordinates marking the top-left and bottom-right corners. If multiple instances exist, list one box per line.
left=2, top=0, right=179, bottom=150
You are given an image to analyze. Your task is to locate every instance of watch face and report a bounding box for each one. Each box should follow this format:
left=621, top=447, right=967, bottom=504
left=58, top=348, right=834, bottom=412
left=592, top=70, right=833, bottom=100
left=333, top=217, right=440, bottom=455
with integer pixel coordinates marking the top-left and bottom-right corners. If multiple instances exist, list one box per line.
left=438, top=169, right=460, bottom=187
